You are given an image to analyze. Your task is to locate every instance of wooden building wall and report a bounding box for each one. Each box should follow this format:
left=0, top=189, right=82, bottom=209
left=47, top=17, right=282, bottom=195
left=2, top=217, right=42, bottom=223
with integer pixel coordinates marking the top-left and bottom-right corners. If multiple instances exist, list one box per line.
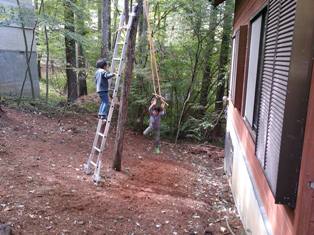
left=228, top=0, right=314, bottom=234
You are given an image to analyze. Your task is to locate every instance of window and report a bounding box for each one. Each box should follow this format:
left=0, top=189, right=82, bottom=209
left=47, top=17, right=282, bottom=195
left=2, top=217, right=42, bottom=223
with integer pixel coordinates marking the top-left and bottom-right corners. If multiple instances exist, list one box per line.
left=244, top=10, right=266, bottom=130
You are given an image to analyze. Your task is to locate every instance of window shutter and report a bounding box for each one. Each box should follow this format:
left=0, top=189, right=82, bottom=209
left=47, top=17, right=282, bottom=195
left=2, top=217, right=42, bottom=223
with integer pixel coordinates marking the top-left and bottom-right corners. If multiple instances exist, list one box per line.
left=230, top=35, right=239, bottom=103
left=234, top=26, right=248, bottom=112
left=229, top=26, right=248, bottom=111
left=256, top=0, right=297, bottom=206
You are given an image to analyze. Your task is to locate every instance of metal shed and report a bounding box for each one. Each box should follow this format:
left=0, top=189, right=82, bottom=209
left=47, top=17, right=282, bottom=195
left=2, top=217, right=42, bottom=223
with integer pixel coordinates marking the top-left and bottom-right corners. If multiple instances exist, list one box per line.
left=0, top=0, right=39, bottom=97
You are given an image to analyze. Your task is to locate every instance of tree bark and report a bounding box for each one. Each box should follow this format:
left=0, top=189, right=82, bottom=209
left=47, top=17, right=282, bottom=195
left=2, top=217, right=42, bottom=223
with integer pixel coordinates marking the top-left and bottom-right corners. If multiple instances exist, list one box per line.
left=101, top=0, right=111, bottom=58
left=64, top=0, right=78, bottom=102
left=35, top=0, right=41, bottom=81
left=199, top=5, right=218, bottom=109
left=77, top=0, right=87, bottom=96
left=37, top=55, right=42, bottom=80
left=136, top=3, right=147, bottom=131
left=213, top=1, right=233, bottom=135
left=175, top=36, right=202, bottom=143
left=124, top=0, right=129, bottom=23
left=77, top=45, right=87, bottom=96
left=112, top=0, right=119, bottom=49
left=98, top=0, right=102, bottom=32
left=112, top=1, right=142, bottom=171
left=44, top=12, right=49, bottom=102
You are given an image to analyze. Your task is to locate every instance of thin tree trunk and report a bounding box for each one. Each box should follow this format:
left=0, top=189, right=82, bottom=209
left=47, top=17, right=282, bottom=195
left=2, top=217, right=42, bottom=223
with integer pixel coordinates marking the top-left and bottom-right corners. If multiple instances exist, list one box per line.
left=101, top=0, right=111, bottom=58
left=112, top=1, right=142, bottom=171
left=199, top=5, right=218, bottom=109
left=98, top=0, right=102, bottom=32
left=98, top=0, right=102, bottom=47
left=35, top=0, right=41, bottom=81
left=34, top=0, right=39, bottom=9
left=213, top=1, right=233, bottom=135
left=77, top=0, right=87, bottom=96
left=37, top=55, right=42, bottom=80
left=175, top=36, right=202, bottom=143
left=112, top=0, right=119, bottom=50
left=64, top=0, right=78, bottom=102
left=77, top=44, right=87, bottom=96
left=44, top=1, right=49, bottom=102
left=136, top=3, right=147, bottom=131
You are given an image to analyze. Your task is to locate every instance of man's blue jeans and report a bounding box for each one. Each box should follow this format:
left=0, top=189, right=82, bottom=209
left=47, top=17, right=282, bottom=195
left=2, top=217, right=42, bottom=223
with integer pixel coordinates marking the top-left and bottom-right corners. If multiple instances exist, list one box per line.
left=98, top=91, right=109, bottom=118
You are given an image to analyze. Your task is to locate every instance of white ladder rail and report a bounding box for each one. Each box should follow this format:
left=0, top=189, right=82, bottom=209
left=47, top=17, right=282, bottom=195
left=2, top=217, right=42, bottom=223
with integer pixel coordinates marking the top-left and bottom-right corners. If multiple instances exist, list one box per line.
left=83, top=5, right=138, bottom=184
left=108, top=12, right=126, bottom=91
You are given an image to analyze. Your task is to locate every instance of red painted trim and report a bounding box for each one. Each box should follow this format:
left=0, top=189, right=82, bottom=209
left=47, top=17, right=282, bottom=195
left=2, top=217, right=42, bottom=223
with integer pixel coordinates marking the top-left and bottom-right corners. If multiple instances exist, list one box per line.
left=228, top=103, right=295, bottom=235
left=234, top=25, right=248, bottom=112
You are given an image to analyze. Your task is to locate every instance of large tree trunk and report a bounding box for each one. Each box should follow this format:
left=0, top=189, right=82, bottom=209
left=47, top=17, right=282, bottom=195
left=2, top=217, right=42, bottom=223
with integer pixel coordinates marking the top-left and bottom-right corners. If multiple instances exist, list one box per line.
left=199, top=5, right=218, bottom=110
left=213, top=1, right=233, bottom=135
left=101, top=0, right=111, bottom=58
left=112, top=1, right=142, bottom=171
left=64, top=0, right=78, bottom=102
left=77, top=0, right=87, bottom=97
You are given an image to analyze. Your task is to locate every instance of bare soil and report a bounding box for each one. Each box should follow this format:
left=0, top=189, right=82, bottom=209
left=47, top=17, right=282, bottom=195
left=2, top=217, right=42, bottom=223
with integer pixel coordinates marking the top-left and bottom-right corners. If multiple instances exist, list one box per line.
left=0, top=106, right=243, bottom=234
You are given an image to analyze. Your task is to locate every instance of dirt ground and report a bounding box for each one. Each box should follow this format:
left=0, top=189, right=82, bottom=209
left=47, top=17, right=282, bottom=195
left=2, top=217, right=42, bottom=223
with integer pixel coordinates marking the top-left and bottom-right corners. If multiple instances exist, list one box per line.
left=0, top=106, right=243, bottom=234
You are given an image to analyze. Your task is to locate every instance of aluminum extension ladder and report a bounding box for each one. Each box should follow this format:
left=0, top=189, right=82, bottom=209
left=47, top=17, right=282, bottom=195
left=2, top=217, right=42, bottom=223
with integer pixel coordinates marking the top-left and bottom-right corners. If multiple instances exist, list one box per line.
left=83, top=5, right=137, bottom=184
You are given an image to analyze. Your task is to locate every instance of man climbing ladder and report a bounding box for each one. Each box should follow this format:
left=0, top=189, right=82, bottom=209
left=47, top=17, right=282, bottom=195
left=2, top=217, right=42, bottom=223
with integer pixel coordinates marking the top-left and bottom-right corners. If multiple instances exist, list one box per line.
left=83, top=5, right=138, bottom=184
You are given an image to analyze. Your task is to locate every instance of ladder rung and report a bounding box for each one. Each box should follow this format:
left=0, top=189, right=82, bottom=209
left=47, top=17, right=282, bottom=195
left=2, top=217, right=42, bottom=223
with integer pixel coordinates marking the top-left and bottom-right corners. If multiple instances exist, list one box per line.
left=98, top=132, right=105, bottom=137
left=94, top=147, right=101, bottom=152
left=86, top=9, right=136, bottom=182
left=118, top=26, right=128, bottom=31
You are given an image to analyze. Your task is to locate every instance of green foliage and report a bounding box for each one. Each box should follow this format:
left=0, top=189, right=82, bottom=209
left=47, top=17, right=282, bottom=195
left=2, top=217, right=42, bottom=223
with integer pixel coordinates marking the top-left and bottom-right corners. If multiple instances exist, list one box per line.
left=17, top=0, right=233, bottom=143
left=126, top=0, right=232, bottom=142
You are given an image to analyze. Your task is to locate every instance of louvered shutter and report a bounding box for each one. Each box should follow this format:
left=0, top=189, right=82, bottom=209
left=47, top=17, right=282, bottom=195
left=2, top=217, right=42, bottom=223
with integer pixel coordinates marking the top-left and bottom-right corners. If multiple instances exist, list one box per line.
left=256, top=0, right=297, bottom=206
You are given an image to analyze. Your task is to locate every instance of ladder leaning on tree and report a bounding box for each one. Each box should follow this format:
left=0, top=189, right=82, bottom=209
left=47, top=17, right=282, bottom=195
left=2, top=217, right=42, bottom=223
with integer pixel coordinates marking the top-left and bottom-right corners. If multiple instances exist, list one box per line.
left=83, top=4, right=138, bottom=184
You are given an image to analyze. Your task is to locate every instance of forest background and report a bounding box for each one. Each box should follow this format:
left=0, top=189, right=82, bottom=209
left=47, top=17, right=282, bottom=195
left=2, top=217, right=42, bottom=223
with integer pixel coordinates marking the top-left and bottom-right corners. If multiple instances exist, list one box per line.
left=3, top=0, right=234, bottom=143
